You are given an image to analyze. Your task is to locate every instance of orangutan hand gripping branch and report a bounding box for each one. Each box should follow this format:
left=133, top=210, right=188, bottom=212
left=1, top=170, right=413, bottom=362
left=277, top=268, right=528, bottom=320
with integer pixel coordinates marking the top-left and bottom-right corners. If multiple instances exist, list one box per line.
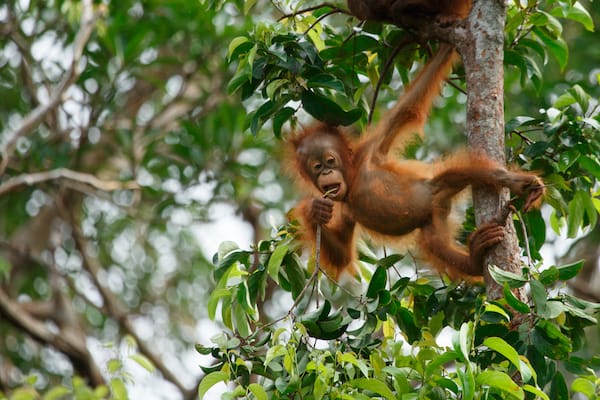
left=290, top=44, right=544, bottom=280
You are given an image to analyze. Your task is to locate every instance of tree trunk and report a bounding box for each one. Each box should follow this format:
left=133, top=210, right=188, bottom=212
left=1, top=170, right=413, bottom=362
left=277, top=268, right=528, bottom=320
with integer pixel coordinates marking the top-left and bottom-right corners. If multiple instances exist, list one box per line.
left=457, top=0, right=526, bottom=301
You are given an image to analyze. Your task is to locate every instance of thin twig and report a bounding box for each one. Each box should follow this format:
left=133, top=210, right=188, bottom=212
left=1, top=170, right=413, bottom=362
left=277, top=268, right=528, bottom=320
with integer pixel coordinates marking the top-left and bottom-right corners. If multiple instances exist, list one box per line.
left=0, top=168, right=139, bottom=197
left=368, top=39, right=413, bottom=124
left=514, top=209, right=533, bottom=267
left=277, top=3, right=344, bottom=21
left=303, top=9, right=341, bottom=35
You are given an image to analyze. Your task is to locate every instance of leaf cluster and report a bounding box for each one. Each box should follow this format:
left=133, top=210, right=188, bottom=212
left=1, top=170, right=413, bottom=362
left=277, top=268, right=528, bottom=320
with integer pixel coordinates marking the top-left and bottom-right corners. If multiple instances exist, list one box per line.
left=199, top=227, right=600, bottom=399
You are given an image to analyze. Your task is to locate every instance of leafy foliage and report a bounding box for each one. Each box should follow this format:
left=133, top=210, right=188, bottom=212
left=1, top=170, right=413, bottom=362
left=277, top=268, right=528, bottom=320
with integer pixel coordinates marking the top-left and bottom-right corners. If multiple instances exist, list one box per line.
left=1, top=0, right=599, bottom=398
left=197, top=0, right=600, bottom=399
left=199, top=230, right=600, bottom=399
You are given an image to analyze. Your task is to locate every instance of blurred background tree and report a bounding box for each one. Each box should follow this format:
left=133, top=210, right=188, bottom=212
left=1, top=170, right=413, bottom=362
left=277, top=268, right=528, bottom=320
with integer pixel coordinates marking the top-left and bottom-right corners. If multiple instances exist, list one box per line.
left=0, top=0, right=292, bottom=398
left=0, top=0, right=598, bottom=399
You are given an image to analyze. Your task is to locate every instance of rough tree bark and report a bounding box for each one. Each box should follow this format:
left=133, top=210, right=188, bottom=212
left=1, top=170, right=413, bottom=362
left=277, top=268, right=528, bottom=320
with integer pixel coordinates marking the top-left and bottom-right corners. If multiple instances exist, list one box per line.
left=456, top=0, right=526, bottom=301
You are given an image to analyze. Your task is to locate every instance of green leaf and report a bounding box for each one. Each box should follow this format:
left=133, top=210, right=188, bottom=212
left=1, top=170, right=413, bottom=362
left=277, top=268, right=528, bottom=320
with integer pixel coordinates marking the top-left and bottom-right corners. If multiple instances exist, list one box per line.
left=265, top=344, right=287, bottom=367
left=424, top=350, right=459, bottom=377
left=376, top=253, right=404, bottom=269
left=455, top=322, right=472, bottom=362
left=234, top=303, right=251, bottom=337
left=567, top=84, right=590, bottom=112
left=244, top=0, right=257, bottom=14
left=550, top=372, right=569, bottom=399
left=248, top=383, right=268, bottom=400
left=227, top=63, right=252, bottom=95
left=503, top=284, right=530, bottom=313
left=314, top=376, right=326, bottom=400
left=530, top=11, right=563, bottom=36
left=566, top=197, right=583, bottom=238
left=571, top=377, right=596, bottom=398
left=484, top=337, right=532, bottom=382
left=266, top=78, right=288, bottom=100
left=42, top=386, right=71, bottom=400
left=488, top=265, right=527, bottom=289
left=109, top=378, right=128, bottom=400
left=556, top=260, right=584, bottom=281
left=546, top=300, right=566, bottom=319
left=107, top=358, right=122, bottom=373
left=504, top=49, right=528, bottom=82
left=250, top=100, right=275, bottom=136
left=483, top=303, right=511, bottom=322
left=284, top=254, right=306, bottom=299
left=533, top=27, right=568, bottom=71
left=198, top=371, right=229, bottom=399
left=505, top=116, right=537, bottom=133
left=301, top=89, right=362, bottom=126
left=578, top=156, right=600, bottom=181
left=129, top=354, right=156, bottom=373
left=195, top=344, right=214, bottom=355
left=207, top=288, right=231, bottom=320
left=350, top=378, right=395, bottom=400
left=558, top=149, right=580, bottom=172
left=339, top=352, right=370, bottom=377
left=523, top=384, right=549, bottom=400
left=553, top=92, right=576, bottom=108
left=539, top=266, right=560, bottom=286
left=273, top=107, right=295, bottom=138
left=307, top=73, right=345, bottom=92
left=476, top=370, right=524, bottom=399
left=236, top=281, right=253, bottom=317
left=536, top=320, right=572, bottom=358
left=530, top=279, right=549, bottom=317
left=395, top=307, right=421, bottom=344
left=457, top=367, right=475, bottom=400
left=366, top=266, right=386, bottom=299
left=551, top=1, right=594, bottom=31
left=228, top=36, right=250, bottom=60
left=267, top=244, right=288, bottom=284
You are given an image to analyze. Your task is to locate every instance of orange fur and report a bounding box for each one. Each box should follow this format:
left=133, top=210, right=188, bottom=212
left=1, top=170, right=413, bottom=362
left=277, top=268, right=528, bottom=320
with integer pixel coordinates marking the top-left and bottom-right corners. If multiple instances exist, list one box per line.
left=287, top=43, right=544, bottom=281
left=347, top=0, right=472, bottom=27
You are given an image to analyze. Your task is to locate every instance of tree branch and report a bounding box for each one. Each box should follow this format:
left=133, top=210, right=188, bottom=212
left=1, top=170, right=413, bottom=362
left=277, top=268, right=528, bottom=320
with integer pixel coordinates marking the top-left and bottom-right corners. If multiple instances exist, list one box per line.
left=0, top=285, right=104, bottom=386
left=0, top=0, right=102, bottom=175
left=70, top=218, right=191, bottom=395
left=0, top=168, right=139, bottom=197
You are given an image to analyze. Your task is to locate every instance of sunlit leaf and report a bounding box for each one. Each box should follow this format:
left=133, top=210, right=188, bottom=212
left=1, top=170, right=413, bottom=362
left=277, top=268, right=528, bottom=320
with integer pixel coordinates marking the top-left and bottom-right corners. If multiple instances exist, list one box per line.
left=198, top=371, right=229, bottom=399
left=109, top=378, right=128, bottom=400
left=484, top=337, right=532, bottom=382
left=129, top=354, right=156, bottom=373
left=267, top=244, right=288, bottom=284
left=571, top=377, right=596, bottom=398
left=228, top=36, right=250, bottom=60
left=488, top=265, right=527, bottom=288
left=42, top=386, right=71, bottom=400
left=350, top=378, right=395, bottom=400
left=476, top=370, right=524, bottom=399
left=247, top=383, right=268, bottom=400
